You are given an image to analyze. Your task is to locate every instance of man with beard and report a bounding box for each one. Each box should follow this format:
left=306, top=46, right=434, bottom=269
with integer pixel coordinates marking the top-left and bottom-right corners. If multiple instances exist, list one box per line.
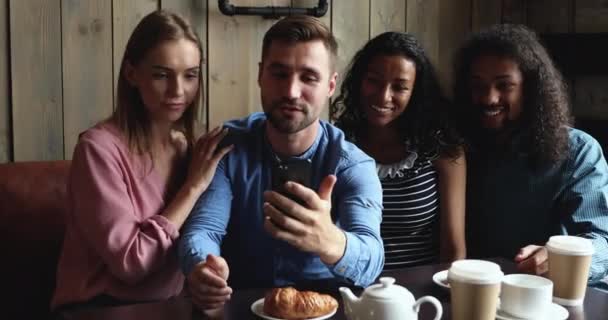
left=453, top=24, right=608, bottom=287
left=178, top=15, right=384, bottom=312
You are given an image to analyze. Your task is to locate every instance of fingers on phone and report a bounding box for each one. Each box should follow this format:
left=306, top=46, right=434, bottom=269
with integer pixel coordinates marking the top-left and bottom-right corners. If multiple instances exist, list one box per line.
left=264, top=215, right=296, bottom=243
left=263, top=203, right=307, bottom=235
left=284, top=181, right=317, bottom=206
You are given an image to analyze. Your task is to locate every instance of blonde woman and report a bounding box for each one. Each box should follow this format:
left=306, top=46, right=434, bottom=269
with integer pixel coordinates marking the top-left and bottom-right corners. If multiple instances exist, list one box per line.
left=52, top=10, right=231, bottom=310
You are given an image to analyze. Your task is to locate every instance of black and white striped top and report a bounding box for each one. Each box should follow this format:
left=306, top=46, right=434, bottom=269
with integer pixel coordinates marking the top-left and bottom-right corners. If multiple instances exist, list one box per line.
left=378, top=155, right=440, bottom=270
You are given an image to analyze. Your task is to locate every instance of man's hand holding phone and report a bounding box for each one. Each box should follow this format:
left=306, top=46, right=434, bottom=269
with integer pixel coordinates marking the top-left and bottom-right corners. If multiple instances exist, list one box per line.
left=263, top=175, right=347, bottom=265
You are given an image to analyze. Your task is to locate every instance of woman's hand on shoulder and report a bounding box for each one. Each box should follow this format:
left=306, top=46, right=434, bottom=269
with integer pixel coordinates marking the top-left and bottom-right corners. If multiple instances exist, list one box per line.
left=170, top=130, right=188, bottom=157
left=184, top=126, right=232, bottom=195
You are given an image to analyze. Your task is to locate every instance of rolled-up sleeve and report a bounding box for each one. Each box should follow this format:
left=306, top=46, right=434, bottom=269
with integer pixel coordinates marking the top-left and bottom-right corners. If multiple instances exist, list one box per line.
left=559, top=135, right=608, bottom=284
left=329, top=159, right=384, bottom=287
left=178, top=159, right=233, bottom=276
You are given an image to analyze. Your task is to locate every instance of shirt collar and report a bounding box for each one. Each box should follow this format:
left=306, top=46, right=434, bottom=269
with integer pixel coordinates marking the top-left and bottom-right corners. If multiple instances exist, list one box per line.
left=263, top=121, right=322, bottom=163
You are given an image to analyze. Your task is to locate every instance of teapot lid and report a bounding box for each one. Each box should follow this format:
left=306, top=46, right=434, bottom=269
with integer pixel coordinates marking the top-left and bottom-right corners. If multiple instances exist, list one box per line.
left=362, top=277, right=414, bottom=302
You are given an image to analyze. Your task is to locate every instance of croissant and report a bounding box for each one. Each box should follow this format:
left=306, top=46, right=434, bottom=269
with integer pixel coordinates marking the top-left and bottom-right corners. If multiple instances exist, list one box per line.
left=263, top=287, right=338, bottom=319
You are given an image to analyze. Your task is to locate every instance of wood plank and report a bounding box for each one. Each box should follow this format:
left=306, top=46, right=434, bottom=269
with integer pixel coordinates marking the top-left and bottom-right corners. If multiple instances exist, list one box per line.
left=292, top=0, right=332, bottom=121
left=207, top=0, right=290, bottom=128
left=527, top=0, right=570, bottom=33
left=62, top=0, right=113, bottom=159
left=291, top=0, right=330, bottom=26
left=331, top=0, right=369, bottom=120
left=471, top=0, right=502, bottom=32
left=10, top=0, right=63, bottom=160
left=541, top=33, right=608, bottom=77
left=0, top=0, right=9, bottom=162
left=370, top=0, right=406, bottom=37
left=112, top=0, right=158, bottom=101
left=407, top=0, right=440, bottom=66
left=502, top=0, right=526, bottom=24
left=161, top=0, right=208, bottom=134
left=575, top=0, right=608, bottom=33
left=438, top=0, right=472, bottom=97
left=572, top=76, right=608, bottom=119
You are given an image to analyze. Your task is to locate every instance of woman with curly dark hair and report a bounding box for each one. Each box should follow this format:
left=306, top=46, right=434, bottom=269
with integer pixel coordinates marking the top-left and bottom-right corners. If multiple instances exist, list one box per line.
left=332, top=32, right=466, bottom=269
left=453, top=24, right=608, bottom=287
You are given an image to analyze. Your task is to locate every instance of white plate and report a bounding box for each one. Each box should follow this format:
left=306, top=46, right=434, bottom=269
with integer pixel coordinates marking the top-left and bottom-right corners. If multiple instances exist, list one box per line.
left=495, top=302, right=569, bottom=320
left=432, top=270, right=450, bottom=289
left=250, top=298, right=338, bottom=320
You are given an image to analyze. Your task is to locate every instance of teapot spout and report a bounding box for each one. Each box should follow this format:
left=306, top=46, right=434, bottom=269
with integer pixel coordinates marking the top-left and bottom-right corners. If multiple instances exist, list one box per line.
left=339, top=287, right=360, bottom=311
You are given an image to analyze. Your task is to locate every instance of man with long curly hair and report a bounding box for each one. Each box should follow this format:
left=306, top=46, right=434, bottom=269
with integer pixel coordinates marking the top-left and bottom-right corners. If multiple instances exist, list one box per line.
left=453, top=24, right=608, bottom=287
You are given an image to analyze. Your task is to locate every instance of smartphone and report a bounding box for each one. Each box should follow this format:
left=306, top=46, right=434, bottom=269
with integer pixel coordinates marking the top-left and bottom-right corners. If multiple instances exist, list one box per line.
left=271, top=158, right=312, bottom=204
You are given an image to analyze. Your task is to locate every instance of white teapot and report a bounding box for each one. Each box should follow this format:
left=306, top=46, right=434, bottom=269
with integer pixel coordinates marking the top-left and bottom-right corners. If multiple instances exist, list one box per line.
left=339, top=277, right=442, bottom=320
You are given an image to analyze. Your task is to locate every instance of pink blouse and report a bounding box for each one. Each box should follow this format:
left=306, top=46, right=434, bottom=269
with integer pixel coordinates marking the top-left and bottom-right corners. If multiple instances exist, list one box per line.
left=52, top=122, right=185, bottom=309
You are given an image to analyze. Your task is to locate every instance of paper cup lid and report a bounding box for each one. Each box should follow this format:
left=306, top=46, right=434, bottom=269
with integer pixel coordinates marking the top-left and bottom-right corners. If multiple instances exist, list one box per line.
left=448, top=259, right=503, bottom=285
left=546, top=235, right=594, bottom=255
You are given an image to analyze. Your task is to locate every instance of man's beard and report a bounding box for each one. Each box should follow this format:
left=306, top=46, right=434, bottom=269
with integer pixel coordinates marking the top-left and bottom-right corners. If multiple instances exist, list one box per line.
left=472, top=118, right=525, bottom=154
left=264, top=99, right=315, bottom=134
left=478, top=116, right=521, bottom=137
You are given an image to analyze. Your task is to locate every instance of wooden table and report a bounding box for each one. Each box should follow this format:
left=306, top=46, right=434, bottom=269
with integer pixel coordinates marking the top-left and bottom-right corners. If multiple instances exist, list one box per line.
left=60, top=258, right=608, bottom=319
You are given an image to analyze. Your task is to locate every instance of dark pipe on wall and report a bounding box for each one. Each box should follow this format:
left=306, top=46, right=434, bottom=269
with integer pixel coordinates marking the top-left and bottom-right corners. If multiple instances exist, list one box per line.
left=218, top=0, right=328, bottom=19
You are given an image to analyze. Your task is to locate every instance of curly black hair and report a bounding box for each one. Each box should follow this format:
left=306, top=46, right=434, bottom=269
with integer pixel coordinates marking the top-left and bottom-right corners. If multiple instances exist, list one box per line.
left=453, top=24, right=572, bottom=168
left=331, top=31, right=462, bottom=159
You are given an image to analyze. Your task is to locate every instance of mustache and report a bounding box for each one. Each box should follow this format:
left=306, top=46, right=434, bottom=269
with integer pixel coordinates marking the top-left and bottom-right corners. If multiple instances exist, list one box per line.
left=272, top=99, right=307, bottom=110
left=474, top=103, right=507, bottom=110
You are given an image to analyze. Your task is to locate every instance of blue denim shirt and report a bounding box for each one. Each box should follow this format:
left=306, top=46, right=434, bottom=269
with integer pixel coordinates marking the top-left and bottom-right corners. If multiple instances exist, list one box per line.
left=466, top=128, right=608, bottom=285
left=178, top=113, right=384, bottom=289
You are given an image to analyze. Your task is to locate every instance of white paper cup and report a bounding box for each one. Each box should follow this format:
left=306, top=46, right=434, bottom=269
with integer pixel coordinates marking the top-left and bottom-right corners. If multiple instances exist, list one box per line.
left=500, top=274, right=553, bottom=318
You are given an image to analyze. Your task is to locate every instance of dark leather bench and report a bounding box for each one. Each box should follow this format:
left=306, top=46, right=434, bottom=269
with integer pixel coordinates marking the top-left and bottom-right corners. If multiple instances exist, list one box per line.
left=0, top=161, right=70, bottom=319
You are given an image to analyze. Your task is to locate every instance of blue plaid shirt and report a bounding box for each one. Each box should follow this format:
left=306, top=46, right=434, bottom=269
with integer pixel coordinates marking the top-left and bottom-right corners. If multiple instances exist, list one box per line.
left=178, top=113, right=384, bottom=288
left=466, top=128, right=608, bottom=285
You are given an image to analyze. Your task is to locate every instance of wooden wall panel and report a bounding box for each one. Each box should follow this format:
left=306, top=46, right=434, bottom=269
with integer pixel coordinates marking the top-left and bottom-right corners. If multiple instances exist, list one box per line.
left=438, top=0, right=471, bottom=97
left=292, top=0, right=330, bottom=29
left=0, top=0, right=9, bottom=162
left=62, top=0, right=113, bottom=159
left=161, top=0, right=209, bottom=134
left=370, top=0, right=406, bottom=37
left=10, top=0, right=63, bottom=161
left=292, top=0, right=332, bottom=121
left=575, top=0, right=608, bottom=33
left=207, top=0, right=290, bottom=128
left=502, top=0, right=526, bottom=24
left=472, top=0, right=502, bottom=31
left=527, top=0, right=570, bottom=33
left=331, top=0, right=369, bottom=100
left=112, top=0, right=159, bottom=97
left=7, top=0, right=608, bottom=161
left=573, top=76, right=608, bottom=119
left=407, top=0, right=440, bottom=65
